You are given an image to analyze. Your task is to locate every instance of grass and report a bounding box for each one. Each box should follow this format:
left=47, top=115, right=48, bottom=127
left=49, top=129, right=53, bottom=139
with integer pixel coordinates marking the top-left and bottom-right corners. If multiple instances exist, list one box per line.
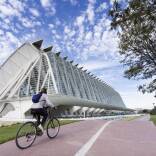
left=0, top=119, right=80, bottom=144
left=123, top=116, right=140, bottom=121
left=150, top=115, right=156, bottom=125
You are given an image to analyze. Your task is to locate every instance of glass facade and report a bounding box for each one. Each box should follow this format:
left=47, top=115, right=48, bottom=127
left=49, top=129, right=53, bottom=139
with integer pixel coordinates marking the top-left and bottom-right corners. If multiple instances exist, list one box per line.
left=17, top=51, right=125, bottom=108
left=47, top=52, right=125, bottom=108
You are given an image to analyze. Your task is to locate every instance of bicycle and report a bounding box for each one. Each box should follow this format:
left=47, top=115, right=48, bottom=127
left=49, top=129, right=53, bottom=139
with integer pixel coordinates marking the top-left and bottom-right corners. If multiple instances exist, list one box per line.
left=15, top=107, right=60, bottom=149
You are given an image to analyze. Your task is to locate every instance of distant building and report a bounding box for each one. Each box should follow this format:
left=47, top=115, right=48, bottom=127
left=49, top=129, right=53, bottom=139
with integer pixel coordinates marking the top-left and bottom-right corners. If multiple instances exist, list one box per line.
left=0, top=40, right=130, bottom=119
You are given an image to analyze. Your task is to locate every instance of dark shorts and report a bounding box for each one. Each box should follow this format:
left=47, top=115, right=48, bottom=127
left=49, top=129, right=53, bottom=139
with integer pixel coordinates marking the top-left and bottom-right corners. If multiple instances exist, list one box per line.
left=31, top=108, right=48, bottom=117
left=31, top=108, right=48, bottom=126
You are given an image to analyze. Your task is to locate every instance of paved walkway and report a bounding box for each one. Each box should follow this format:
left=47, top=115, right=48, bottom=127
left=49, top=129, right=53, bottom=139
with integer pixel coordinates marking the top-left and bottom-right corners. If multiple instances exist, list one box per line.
left=0, top=115, right=156, bottom=156
left=86, top=115, right=156, bottom=156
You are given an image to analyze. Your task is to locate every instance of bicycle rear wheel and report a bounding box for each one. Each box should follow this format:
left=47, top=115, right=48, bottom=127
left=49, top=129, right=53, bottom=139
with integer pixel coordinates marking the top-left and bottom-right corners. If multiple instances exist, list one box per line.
left=46, top=118, right=60, bottom=139
left=15, top=122, right=37, bottom=149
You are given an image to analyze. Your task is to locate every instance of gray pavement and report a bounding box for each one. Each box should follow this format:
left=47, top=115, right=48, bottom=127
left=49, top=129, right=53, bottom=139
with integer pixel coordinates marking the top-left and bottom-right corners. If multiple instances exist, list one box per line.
left=0, top=115, right=156, bottom=156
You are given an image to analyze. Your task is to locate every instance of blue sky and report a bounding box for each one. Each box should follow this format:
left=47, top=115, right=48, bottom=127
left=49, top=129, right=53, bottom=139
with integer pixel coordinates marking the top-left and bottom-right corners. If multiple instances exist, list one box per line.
left=0, top=0, right=155, bottom=109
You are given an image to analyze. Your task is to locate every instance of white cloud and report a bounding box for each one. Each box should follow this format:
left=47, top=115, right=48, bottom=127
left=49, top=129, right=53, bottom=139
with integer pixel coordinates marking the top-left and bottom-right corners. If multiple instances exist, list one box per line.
left=51, top=29, right=57, bottom=34
left=70, top=0, right=78, bottom=5
left=0, top=31, right=21, bottom=65
left=78, top=26, right=118, bottom=60
left=0, top=47, right=13, bottom=65
left=96, top=2, right=107, bottom=12
left=0, top=20, right=10, bottom=30
left=36, top=21, right=42, bottom=26
left=80, top=60, right=119, bottom=71
left=63, top=0, right=78, bottom=5
left=0, top=3, right=19, bottom=16
left=29, top=8, right=40, bottom=17
left=49, top=9, right=119, bottom=62
left=85, top=31, right=92, bottom=40
left=49, top=6, right=56, bottom=15
left=4, top=18, right=10, bottom=24
left=64, top=26, right=70, bottom=33
left=40, top=0, right=51, bottom=7
left=75, top=15, right=85, bottom=26
left=9, top=0, right=25, bottom=11
left=21, top=32, right=36, bottom=42
left=55, top=34, right=61, bottom=39
left=55, top=18, right=61, bottom=25
left=40, top=0, right=56, bottom=15
left=0, top=0, right=6, bottom=5
left=20, top=17, right=41, bottom=28
left=48, top=23, right=54, bottom=29
left=86, top=1, right=95, bottom=24
left=88, top=0, right=96, bottom=4
left=6, top=32, right=20, bottom=44
left=0, top=29, right=4, bottom=35
left=68, top=30, right=76, bottom=37
left=20, top=18, right=33, bottom=28
left=0, top=0, right=25, bottom=17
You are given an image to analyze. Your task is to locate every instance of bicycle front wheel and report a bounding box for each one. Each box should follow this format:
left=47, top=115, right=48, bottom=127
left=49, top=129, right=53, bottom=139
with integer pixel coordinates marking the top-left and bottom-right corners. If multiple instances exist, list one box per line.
left=15, top=122, right=37, bottom=149
left=46, top=118, right=60, bottom=139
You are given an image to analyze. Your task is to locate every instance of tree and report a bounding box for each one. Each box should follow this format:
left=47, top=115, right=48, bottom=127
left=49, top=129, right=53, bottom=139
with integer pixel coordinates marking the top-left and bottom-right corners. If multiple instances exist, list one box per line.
left=109, top=0, right=156, bottom=95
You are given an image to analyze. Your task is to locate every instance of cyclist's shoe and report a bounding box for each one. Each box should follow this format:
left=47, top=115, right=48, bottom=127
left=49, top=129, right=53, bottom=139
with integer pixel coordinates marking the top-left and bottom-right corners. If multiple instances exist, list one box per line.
left=36, top=129, right=43, bottom=136
left=38, top=124, right=44, bottom=132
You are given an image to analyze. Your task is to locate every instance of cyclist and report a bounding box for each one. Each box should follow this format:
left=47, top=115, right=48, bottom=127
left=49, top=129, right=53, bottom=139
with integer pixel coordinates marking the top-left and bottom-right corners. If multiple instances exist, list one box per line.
left=31, top=88, right=55, bottom=133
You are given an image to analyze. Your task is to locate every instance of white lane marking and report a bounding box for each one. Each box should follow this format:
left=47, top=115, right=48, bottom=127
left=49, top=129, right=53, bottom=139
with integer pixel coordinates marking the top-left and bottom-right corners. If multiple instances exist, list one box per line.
left=75, top=121, right=113, bottom=156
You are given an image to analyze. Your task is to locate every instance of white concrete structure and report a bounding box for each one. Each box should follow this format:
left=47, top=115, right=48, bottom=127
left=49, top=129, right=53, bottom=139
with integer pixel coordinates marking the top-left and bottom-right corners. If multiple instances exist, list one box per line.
left=0, top=40, right=130, bottom=119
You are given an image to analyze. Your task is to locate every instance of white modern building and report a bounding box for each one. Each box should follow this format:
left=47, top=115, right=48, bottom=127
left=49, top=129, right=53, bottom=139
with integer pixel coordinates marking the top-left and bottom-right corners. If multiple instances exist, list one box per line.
left=0, top=40, right=130, bottom=119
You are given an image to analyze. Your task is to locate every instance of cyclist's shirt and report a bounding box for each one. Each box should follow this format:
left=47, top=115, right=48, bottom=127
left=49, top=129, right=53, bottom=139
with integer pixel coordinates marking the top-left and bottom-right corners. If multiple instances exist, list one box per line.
left=31, top=93, right=55, bottom=109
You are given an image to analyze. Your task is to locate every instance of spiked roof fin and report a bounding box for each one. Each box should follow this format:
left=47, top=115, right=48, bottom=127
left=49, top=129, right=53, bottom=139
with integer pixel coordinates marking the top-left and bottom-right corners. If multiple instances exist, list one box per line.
left=56, top=52, right=61, bottom=56
left=63, top=56, right=68, bottom=60
left=32, top=40, right=43, bottom=49
left=43, top=46, right=53, bottom=52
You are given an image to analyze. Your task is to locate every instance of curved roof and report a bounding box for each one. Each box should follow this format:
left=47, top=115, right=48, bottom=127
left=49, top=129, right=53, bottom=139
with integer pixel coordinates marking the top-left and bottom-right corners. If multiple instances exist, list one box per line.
left=0, top=41, right=126, bottom=111
left=0, top=43, right=40, bottom=99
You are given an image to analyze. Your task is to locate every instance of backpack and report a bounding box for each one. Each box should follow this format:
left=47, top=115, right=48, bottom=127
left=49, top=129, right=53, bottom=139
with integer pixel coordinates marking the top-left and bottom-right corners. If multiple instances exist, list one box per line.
left=32, top=93, right=42, bottom=103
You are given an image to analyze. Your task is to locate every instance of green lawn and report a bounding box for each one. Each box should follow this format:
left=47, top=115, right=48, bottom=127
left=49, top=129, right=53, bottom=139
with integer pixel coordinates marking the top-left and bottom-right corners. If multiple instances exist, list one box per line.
left=123, top=116, right=140, bottom=121
left=150, top=115, right=156, bottom=125
left=0, top=120, right=80, bottom=144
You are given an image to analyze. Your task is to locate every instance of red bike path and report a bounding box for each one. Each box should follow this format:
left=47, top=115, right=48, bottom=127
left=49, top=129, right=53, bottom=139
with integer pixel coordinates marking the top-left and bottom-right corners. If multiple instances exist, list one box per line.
left=0, top=115, right=156, bottom=156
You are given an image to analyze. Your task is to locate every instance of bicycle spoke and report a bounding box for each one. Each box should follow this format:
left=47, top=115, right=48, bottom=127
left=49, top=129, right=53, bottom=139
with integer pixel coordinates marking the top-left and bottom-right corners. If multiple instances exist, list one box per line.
left=15, top=122, right=37, bottom=149
left=46, top=118, right=60, bottom=139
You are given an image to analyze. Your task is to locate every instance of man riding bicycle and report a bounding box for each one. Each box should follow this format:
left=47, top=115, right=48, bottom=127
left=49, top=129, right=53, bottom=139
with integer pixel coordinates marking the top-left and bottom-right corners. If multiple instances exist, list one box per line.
left=16, top=88, right=60, bottom=149
left=31, top=88, right=55, bottom=133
